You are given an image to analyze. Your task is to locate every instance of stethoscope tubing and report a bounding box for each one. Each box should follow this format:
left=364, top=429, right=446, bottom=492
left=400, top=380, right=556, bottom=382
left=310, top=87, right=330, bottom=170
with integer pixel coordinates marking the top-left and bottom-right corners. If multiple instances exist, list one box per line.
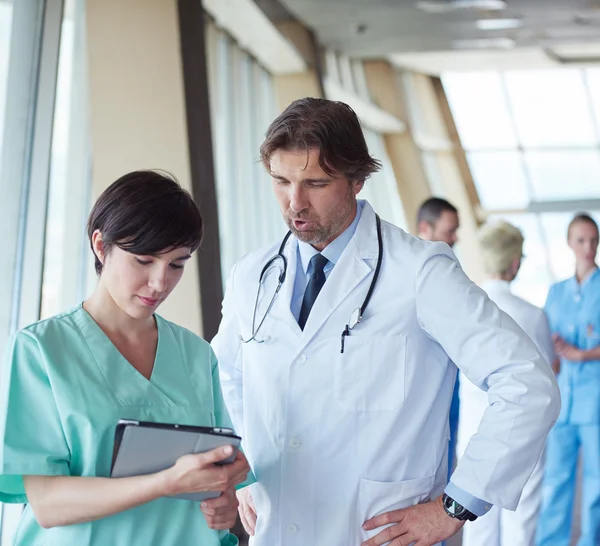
left=241, top=214, right=383, bottom=345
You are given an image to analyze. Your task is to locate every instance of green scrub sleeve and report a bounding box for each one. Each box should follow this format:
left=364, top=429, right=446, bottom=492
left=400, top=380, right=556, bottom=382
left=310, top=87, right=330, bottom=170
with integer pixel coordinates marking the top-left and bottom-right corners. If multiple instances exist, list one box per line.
left=0, top=331, right=71, bottom=503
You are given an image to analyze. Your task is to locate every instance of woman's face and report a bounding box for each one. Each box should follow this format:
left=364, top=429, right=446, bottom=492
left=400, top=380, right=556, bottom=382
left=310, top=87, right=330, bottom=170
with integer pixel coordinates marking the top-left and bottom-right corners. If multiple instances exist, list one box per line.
left=568, top=221, right=599, bottom=266
left=93, top=232, right=192, bottom=319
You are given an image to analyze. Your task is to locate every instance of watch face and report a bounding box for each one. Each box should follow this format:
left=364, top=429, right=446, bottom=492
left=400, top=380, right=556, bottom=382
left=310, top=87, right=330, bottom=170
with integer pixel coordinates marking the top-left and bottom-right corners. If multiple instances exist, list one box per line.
left=443, top=495, right=469, bottom=520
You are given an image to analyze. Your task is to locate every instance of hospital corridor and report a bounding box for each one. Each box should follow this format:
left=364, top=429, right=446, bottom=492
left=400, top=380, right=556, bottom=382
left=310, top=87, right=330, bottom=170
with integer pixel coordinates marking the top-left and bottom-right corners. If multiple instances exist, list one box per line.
left=0, top=0, right=599, bottom=545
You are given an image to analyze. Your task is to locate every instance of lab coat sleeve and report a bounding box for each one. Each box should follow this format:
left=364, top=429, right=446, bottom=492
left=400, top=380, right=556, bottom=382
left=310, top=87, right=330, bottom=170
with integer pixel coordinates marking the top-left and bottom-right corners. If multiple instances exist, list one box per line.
left=210, top=348, right=255, bottom=489
left=533, top=312, right=555, bottom=368
left=211, top=263, right=245, bottom=440
left=415, top=243, right=560, bottom=511
left=543, top=283, right=558, bottom=335
left=0, top=331, right=71, bottom=503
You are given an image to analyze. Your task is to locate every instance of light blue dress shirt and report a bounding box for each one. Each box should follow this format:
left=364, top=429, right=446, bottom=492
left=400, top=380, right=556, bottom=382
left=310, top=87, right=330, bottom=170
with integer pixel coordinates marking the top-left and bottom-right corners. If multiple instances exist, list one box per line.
left=291, top=201, right=365, bottom=321
left=290, top=199, right=491, bottom=516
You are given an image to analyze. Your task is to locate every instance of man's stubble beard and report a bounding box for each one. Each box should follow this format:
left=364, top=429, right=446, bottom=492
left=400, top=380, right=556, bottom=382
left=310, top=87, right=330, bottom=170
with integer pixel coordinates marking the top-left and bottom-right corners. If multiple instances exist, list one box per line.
left=285, top=187, right=356, bottom=247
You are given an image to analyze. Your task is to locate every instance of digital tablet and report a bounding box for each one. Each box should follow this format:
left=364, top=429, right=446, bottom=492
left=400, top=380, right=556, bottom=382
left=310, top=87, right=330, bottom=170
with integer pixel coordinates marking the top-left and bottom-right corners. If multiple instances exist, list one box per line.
left=110, top=419, right=241, bottom=501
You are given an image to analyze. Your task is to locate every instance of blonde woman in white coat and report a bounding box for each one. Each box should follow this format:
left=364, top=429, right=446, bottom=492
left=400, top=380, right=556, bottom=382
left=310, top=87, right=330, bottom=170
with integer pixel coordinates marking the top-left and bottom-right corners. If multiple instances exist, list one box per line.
left=457, top=220, right=554, bottom=546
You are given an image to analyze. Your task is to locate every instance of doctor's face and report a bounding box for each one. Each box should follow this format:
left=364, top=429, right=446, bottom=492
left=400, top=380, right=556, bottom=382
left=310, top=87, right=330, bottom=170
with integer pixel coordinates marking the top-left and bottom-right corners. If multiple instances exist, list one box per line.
left=420, top=210, right=460, bottom=248
left=568, top=220, right=599, bottom=265
left=270, top=148, right=363, bottom=251
left=94, top=233, right=191, bottom=320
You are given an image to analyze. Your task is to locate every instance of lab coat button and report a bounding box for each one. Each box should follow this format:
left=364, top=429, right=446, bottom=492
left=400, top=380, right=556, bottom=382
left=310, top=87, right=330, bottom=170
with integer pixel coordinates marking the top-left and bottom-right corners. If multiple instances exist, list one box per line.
left=263, top=335, right=271, bottom=343
left=289, top=438, right=302, bottom=449
left=287, top=524, right=299, bottom=533
left=298, top=353, right=307, bottom=363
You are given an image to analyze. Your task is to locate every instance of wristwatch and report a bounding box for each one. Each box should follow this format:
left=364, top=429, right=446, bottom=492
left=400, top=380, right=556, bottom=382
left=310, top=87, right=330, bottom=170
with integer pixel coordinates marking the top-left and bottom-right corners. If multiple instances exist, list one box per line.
left=442, top=493, right=478, bottom=522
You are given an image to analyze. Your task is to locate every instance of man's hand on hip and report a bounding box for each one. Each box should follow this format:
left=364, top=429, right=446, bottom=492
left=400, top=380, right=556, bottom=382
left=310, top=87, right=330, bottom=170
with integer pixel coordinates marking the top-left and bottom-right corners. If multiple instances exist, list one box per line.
left=361, top=495, right=465, bottom=546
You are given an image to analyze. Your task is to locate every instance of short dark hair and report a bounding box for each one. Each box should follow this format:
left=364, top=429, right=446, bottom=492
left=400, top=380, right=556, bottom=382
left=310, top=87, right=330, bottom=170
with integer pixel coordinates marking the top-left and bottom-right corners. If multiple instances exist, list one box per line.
left=260, top=97, right=381, bottom=182
left=417, top=197, right=458, bottom=228
left=87, top=170, right=203, bottom=275
left=567, top=212, right=599, bottom=239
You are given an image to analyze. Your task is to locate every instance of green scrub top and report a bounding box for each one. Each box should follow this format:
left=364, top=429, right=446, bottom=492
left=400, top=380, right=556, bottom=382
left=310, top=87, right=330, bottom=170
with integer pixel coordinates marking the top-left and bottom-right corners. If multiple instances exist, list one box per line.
left=0, top=305, right=240, bottom=546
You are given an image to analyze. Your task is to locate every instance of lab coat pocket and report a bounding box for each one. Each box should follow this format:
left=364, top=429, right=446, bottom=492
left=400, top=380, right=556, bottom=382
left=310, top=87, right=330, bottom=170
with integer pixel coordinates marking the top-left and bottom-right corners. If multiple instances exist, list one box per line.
left=335, top=335, right=406, bottom=411
left=357, top=474, right=435, bottom=544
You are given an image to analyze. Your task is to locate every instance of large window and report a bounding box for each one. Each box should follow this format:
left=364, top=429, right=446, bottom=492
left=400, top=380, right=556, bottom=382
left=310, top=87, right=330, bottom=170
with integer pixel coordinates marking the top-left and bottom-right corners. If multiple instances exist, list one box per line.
left=0, top=2, right=12, bottom=171
left=324, top=50, right=408, bottom=231
left=0, top=0, right=90, bottom=541
left=444, top=69, right=600, bottom=306
left=206, top=22, right=284, bottom=283
left=361, top=128, right=407, bottom=228
left=41, top=0, right=92, bottom=319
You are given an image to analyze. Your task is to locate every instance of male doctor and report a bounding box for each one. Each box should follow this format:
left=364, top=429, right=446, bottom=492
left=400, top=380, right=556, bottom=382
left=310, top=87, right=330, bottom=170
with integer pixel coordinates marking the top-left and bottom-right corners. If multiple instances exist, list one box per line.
left=212, top=98, right=560, bottom=546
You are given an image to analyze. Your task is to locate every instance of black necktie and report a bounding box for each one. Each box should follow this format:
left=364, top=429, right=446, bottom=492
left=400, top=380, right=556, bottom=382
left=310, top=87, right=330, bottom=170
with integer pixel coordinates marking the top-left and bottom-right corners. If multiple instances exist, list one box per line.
left=298, top=253, right=329, bottom=330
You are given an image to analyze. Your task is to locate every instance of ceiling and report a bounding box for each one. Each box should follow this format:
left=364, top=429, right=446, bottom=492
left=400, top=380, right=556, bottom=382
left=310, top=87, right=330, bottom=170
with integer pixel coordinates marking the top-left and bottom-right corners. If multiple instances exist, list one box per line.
left=257, top=0, right=600, bottom=71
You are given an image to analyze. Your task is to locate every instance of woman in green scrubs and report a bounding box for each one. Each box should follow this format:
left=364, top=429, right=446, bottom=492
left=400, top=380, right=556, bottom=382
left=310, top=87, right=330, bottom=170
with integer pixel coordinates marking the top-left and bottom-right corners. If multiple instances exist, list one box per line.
left=0, top=170, right=250, bottom=546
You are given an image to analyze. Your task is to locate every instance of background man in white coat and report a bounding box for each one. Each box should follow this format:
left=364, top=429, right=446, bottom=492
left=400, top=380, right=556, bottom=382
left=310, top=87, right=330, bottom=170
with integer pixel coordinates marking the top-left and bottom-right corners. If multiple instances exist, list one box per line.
left=416, top=197, right=461, bottom=482
left=212, top=98, right=560, bottom=546
left=457, top=220, right=555, bottom=546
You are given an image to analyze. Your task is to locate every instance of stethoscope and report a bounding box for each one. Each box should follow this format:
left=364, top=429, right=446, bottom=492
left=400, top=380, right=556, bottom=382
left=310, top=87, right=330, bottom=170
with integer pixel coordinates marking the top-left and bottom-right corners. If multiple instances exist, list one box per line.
left=241, top=214, right=383, bottom=354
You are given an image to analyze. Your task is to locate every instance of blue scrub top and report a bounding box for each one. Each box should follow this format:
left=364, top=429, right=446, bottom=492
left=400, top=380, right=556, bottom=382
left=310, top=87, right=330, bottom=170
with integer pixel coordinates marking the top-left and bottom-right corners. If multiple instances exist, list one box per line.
left=545, top=268, right=600, bottom=425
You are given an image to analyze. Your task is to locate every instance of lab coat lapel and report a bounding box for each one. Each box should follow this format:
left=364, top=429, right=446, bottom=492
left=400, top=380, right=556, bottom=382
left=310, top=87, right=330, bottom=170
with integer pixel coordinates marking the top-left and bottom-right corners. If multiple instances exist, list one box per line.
left=299, top=202, right=379, bottom=346
left=273, top=236, right=303, bottom=336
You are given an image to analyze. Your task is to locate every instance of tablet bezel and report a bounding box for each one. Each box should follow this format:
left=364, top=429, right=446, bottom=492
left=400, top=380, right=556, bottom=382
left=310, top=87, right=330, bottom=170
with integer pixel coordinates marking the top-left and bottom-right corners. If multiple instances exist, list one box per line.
left=110, top=419, right=241, bottom=474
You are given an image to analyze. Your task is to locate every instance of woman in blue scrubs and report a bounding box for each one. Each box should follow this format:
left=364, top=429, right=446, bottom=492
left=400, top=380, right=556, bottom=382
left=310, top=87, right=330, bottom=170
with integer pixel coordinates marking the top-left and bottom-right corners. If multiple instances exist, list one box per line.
left=537, top=213, right=600, bottom=546
left=0, top=171, right=250, bottom=546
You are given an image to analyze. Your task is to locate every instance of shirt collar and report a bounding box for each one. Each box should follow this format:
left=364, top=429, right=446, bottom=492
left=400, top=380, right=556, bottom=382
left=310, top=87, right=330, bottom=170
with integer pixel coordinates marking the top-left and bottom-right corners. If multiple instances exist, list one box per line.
left=481, top=279, right=512, bottom=295
left=298, top=200, right=365, bottom=274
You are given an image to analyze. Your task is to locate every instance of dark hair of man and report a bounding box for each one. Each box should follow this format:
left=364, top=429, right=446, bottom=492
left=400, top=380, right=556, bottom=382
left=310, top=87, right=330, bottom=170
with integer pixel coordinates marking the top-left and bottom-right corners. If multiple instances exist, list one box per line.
left=87, top=170, right=203, bottom=275
left=417, top=197, right=458, bottom=228
left=260, top=97, right=382, bottom=182
left=567, top=212, right=599, bottom=239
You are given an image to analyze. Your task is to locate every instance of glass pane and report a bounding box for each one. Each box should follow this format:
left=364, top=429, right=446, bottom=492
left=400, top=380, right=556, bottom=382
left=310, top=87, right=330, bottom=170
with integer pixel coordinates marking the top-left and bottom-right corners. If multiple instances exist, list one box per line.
left=487, top=213, right=553, bottom=307
left=211, top=33, right=238, bottom=280
left=467, top=151, right=530, bottom=209
left=362, top=129, right=407, bottom=230
left=208, top=29, right=284, bottom=285
left=41, top=0, right=91, bottom=319
left=251, top=63, right=283, bottom=245
left=525, top=149, right=600, bottom=201
left=0, top=0, right=14, bottom=334
left=585, top=68, right=600, bottom=136
left=442, top=72, right=517, bottom=149
left=504, top=69, right=597, bottom=147
left=0, top=1, right=13, bottom=173
left=232, top=49, right=256, bottom=255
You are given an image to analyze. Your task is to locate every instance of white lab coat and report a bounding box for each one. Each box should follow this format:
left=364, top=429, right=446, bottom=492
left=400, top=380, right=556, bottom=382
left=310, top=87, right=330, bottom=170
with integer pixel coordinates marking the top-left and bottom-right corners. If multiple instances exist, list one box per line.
left=457, top=279, right=555, bottom=546
left=212, top=202, right=560, bottom=546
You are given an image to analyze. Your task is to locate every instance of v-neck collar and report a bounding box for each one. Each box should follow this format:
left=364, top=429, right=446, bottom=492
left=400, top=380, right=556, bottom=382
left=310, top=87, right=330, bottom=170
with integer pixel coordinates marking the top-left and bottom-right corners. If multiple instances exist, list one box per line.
left=72, top=305, right=182, bottom=407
